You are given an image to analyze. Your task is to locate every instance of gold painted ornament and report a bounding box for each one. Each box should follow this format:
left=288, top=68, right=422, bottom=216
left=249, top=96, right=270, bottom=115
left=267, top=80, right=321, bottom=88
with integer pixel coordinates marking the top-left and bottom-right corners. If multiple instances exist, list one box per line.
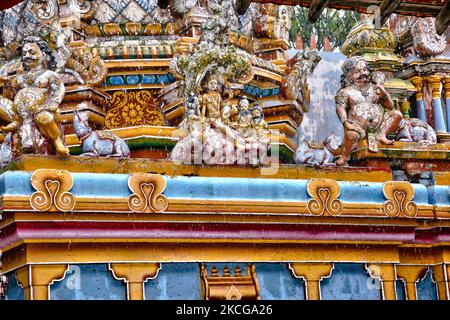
left=105, top=91, right=164, bottom=128
left=128, top=173, right=168, bottom=213
left=307, top=179, right=343, bottom=216
left=30, top=169, right=76, bottom=212
left=383, top=181, right=418, bottom=218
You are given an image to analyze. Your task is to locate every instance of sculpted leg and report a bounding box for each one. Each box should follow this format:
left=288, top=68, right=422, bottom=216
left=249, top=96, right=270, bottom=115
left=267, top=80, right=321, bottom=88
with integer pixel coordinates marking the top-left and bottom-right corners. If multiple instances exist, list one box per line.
left=335, top=130, right=359, bottom=166
left=35, top=111, right=70, bottom=156
left=377, top=110, right=403, bottom=145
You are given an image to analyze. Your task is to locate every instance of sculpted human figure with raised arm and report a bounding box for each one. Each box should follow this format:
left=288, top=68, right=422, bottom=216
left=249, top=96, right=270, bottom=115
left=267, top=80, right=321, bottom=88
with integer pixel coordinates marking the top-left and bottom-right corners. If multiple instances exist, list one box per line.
left=335, top=56, right=403, bottom=166
left=0, top=36, right=69, bottom=156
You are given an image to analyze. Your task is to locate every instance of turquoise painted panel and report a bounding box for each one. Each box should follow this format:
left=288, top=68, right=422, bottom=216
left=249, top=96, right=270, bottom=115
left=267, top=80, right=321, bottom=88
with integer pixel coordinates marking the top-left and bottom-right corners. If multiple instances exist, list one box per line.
left=339, top=182, right=385, bottom=203
left=50, top=264, right=126, bottom=300
left=109, top=76, right=125, bottom=85
left=396, top=280, right=406, bottom=300
left=126, top=75, right=140, bottom=85
left=0, top=171, right=438, bottom=207
left=428, top=186, right=450, bottom=206
left=416, top=269, right=438, bottom=300
left=321, top=263, right=382, bottom=300
left=142, top=75, right=156, bottom=84
left=164, top=176, right=310, bottom=202
left=412, top=184, right=432, bottom=205
left=0, top=171, right=34, bottom=195
left=4, top=271, right=24, bottom=300
left=254, top=263, right=305, bottom=300
left=144, top=263, right=201, bottom=300
left=70, top=173, right=129, bottom=197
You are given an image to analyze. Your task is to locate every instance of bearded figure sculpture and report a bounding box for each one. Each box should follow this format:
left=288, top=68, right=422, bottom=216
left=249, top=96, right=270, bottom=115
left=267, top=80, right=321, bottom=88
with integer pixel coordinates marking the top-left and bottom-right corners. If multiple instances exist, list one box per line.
left=335, top=56, right=403, bottom=166
left=0, top=36, right=70, bottom=158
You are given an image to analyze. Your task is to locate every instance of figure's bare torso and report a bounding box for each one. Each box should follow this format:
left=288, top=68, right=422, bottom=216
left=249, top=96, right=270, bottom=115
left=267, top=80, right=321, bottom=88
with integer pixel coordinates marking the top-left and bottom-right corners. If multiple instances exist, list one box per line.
left=12, top=70, right=58, bottom=120
left=202, top=91, right=222, bottom=118
left=339, top=84, right=384, bottom=130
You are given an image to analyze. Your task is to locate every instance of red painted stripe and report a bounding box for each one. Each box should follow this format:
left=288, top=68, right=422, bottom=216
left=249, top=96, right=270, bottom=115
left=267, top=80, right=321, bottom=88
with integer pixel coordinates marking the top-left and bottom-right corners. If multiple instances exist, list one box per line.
left=0, top=221, right=416, bottom=249
left=0, top=0, right=24, bottom=10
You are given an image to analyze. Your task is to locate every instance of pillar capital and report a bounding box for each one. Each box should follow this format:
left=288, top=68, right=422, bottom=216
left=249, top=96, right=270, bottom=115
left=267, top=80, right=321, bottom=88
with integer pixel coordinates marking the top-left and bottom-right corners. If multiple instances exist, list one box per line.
left=16, top=264, right=68, bottom=300
left=289, top=262, right=333, bottom=300
left=109, top=263, right=161, bottom=300
left=396, top=265, right=428, bottom=300
left=443, top=77, right=450, bottom=99
left=410, top=76, right=423, bottom=89
left=425, top=76, right=443, bottom=99
left=367, top=263, right=397, bottom=300
left=401, top=99, right=411, bottom=118
left=410, top=76, right=424, bottom=99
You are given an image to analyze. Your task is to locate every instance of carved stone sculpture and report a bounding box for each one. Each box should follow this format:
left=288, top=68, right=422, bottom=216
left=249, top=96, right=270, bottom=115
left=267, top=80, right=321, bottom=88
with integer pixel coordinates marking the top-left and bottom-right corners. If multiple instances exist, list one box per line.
left=73, top=108, right=131, bottom=158
left=0, top=133, right=13, bottom=167
left=0, top=36, right=70, bottom=157
left=294, top=133, right=340, bottom=166
left=335, top=56, right=403, bottom=166
left=396, top=118, right=437, bottom=145
left=282, top=48, right=321, bottom=110
left=390, top=15, right=447, bottom=58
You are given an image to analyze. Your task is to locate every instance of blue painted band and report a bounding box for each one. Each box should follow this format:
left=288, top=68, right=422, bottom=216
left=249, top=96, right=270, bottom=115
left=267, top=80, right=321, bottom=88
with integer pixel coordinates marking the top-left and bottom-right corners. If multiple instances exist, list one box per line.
left=0, top=171, right=443, bottom=207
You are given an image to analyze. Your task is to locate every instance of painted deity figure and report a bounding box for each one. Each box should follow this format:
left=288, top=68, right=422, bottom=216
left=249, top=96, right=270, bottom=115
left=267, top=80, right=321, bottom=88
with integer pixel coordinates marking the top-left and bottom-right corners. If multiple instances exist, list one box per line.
left=199, top=77, right=239, bottom=144
left=0, top=36, right=69, bottom=156
left=335, top=56, right=403, bottom=166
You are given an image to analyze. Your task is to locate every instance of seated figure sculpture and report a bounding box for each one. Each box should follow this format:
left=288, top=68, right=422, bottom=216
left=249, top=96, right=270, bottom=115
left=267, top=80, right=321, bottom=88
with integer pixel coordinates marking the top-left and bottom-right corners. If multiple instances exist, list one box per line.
left=335, top=56, right=403, bottom=166
left=171, top=77, right=270, bottom=165
left=200, top=77, right=240, bottom=146
left=0, top=36, right=70, bottom=157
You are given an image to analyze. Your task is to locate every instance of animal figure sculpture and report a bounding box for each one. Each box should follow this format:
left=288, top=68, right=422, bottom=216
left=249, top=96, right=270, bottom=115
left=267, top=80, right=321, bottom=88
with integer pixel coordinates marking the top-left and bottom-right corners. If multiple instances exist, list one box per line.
left=0, top=133, right=13, bottom=167
left=396, top=118, right=437, bottom=145
left=294, top=133, right=340, bottom=166
left=73, top=109, right=130, bottom=158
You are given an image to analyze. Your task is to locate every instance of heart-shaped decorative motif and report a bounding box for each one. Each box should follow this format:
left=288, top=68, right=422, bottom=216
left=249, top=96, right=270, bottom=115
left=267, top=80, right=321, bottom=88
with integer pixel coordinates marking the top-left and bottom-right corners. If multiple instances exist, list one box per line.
left=307, top=179, right=343, bottom=216
left=30, top=169, right=75, bottom=212
left=128, top=174, right=168, bottom=213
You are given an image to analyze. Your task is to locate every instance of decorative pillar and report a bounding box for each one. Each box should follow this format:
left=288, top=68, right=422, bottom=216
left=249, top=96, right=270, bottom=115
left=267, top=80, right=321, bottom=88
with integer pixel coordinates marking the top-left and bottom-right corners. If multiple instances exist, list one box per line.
left=443, top=77, right=450, bottom=133
left=400, top=99, right=411, bottom=119
left=17, top=265, right=68, bottom=300
left=446, top=265, right=450, bottom=299
left=16, top=266, right=31, bottom=300
left=410, top=76, right=427, bottom=123
left=432, top=264, right=449, bottom=300
left=289, top=263, right=333, bottom=300
left=366, top=264, right=397, bottom=300
left=426, top=76, right=447, bottom=133
left=109, top=263, right=161, bottom=300
left=396, top=265, right=428, bottom=300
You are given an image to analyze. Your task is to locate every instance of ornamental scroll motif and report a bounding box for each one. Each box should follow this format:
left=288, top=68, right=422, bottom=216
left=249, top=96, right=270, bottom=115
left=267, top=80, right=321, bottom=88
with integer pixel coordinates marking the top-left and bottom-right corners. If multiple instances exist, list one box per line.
left=105, top=91, right=164, bottom=129
left=383, top=181, right=418, bottom=218
left=128, top=174, right=168, bottom=213
left=307, top=179, right=343, bottom=216
left=30, top=169, right=76, bottom=212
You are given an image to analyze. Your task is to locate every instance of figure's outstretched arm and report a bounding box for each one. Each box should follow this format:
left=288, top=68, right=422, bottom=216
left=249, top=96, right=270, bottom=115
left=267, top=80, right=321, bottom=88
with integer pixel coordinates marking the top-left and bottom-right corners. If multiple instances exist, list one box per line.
left=376, top=85, right=394, bottom=110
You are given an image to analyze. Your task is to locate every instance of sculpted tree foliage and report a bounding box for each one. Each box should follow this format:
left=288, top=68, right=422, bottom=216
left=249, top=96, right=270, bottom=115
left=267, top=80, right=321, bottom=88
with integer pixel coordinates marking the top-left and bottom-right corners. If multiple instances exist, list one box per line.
left=289, top=7, right=360, bottom=50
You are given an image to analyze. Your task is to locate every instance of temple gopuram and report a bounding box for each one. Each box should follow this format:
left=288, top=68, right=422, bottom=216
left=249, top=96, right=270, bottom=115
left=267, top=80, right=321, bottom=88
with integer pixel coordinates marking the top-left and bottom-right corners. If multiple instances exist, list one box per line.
left=0, top=0, right=449, bottom=301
